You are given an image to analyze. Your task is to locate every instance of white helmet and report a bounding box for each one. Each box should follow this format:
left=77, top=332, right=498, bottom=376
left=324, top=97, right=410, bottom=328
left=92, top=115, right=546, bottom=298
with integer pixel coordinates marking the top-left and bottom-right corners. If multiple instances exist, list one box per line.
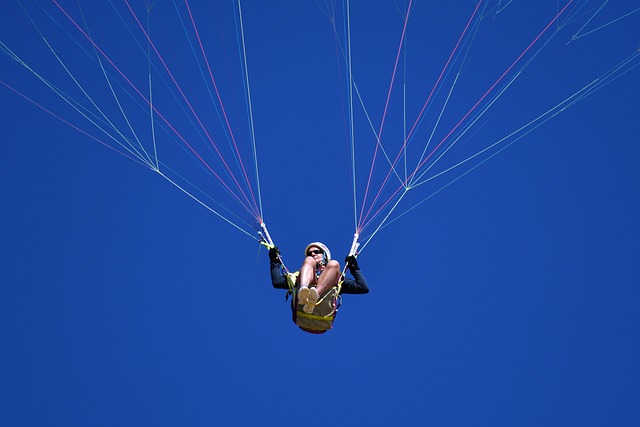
left=304, top=242, right=331, bottom=263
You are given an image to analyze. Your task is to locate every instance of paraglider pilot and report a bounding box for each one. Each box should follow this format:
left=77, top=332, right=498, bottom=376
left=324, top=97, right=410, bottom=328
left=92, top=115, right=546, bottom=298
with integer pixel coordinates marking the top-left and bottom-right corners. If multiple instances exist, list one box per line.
left=269, top=242, right=368, bottom=316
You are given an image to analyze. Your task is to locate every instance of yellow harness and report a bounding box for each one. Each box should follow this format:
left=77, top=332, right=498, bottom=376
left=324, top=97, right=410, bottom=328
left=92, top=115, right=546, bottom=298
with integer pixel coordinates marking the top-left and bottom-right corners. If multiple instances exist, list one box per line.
left=286, top=272, right=342, bottom=334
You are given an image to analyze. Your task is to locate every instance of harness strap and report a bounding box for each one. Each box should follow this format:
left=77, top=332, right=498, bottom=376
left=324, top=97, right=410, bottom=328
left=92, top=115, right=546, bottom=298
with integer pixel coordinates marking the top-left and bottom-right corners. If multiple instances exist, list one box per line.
left=296, top=311, right=335, bottom=321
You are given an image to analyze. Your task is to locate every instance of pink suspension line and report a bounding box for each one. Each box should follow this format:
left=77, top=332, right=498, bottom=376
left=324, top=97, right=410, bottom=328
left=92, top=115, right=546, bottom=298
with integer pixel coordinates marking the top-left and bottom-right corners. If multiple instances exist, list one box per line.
left=182, top=0, right=259, bottom=214
left=1, top=79, right=148, bottom=167
left=359, top=0, right=576, bottom=233
left=357, top=0, right=414, bottom=229
left=403, top=1, right=483, bottom=149
left=122, top=0, right=260, bottom=219
left=410, top=0, right=576, bottom=178
left=49, top=0, right=261, bottom=220
left=357, top=0, right=483, bottom=230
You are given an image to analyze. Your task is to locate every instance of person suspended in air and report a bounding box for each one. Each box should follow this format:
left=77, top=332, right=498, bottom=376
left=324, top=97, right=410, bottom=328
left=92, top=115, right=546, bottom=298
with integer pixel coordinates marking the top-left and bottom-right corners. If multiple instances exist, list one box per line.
left=268, top=242, right=368, bottom=334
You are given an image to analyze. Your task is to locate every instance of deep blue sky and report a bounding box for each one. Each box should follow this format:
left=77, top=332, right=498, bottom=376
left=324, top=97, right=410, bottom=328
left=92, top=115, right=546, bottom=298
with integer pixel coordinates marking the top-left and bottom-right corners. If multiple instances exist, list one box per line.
left=1, top=1, right=639, bottom=426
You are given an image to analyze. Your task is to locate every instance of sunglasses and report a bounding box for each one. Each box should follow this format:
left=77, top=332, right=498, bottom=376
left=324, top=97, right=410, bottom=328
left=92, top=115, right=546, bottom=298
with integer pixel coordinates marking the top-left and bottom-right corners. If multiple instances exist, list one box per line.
left=307, top=249, right=324, bottom=256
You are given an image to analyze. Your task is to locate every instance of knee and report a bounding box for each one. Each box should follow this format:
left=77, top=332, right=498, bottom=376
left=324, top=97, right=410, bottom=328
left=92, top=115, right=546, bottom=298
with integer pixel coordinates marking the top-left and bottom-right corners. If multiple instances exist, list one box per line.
left=326, top=260, right=340, bottom=271
left=303, top=256, right=316, bottom=267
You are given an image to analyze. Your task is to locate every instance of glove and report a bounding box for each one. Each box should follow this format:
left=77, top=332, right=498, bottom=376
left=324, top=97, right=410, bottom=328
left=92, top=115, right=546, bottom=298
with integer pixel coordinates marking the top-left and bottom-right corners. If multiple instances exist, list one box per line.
left=345, top=255, right=359, bottom=272
left=269, top=246, right=281, bottom=263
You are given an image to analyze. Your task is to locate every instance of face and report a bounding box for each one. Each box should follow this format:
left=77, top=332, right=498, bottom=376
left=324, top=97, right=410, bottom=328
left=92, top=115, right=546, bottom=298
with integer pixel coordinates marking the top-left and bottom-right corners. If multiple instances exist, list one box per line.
left=306, top=246, right=324, bottom=263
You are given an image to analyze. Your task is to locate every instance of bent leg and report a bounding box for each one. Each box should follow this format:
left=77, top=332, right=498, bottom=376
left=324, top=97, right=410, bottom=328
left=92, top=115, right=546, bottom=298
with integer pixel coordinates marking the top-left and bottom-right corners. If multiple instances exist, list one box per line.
left=297, top=256, right=319, bottom=306
left=298, top=256, right=318, bottom=287
left=316, top=260, right=341, bottom=296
